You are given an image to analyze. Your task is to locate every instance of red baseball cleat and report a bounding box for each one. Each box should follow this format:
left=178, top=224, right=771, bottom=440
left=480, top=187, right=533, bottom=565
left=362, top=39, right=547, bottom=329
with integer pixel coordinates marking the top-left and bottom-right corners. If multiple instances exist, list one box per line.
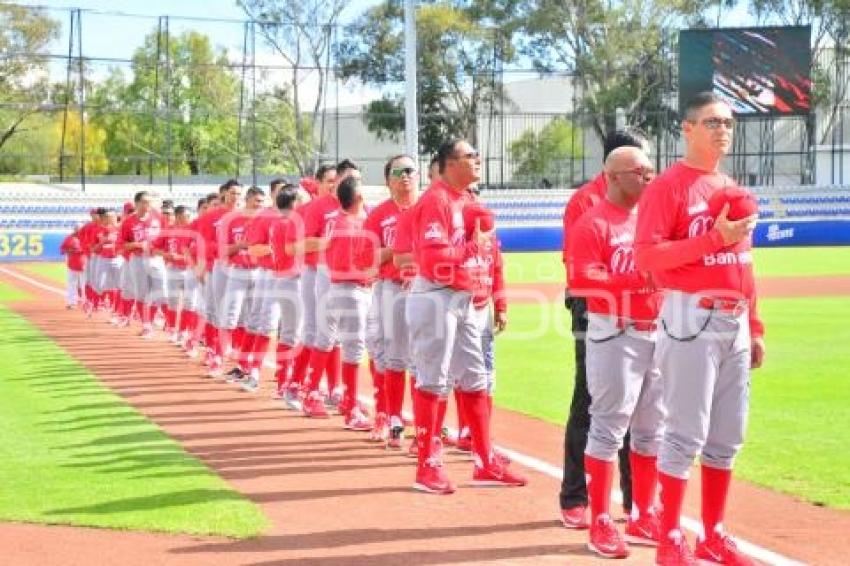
left=455, top=434, right=472, bottom=453
left=303, top=392, right=329, bottom=418
left=656, top=531, right=697, bottom=566
left=370, top=412, right=389, bottom=442
left=588, top=514, right=630, bottom=559
left=414, top=459, right=456, bottom=495
left=625, top=509, right=661, bottom=546
left=695, top=531, right=755, bottom=565
left=344, top=406, right=372, bottom=431
left=560, top=505, right=590, bottom=530
left=472, top=457, right=527, bottom=487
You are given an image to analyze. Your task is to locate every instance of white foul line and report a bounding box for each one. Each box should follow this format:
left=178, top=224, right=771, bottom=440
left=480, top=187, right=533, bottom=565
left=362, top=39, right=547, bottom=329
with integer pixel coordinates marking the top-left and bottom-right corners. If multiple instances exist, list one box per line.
left=0, top=265, right=806, bottom=566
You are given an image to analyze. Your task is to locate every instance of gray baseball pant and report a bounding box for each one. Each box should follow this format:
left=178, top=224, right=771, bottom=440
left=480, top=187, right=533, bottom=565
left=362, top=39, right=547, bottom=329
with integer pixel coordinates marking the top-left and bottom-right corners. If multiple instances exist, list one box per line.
left=147, top=256, right=168, bottom=306
left=471, top=304, right=497, bottom=395
left=584, top=313, right=665, bottom=462
left=406, top=276, right=488, bottom=397
left=165, top=267, right=187, bottom=312
left=315, top=282, right=372, bottom=364
left=365, top=279, right=385, bottom=371
left=275, top=275, right=302, bottom=348
left=203, top=261, right=227, bottom=327
left=96, top=257, right=122, bottom=293
left=381, top=280, right=412, bottom=372
left=246, top=268, right=275, bottom=335
left=300, top=266, right=318, bottom=348
left=218, top=266, right=259, bottom=331
left=655, top=291, right=751, bottom=479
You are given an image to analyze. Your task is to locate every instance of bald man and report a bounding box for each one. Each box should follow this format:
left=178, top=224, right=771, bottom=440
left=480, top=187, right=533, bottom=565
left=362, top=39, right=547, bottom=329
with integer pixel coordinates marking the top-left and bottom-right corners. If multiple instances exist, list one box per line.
left=568, top=146, right=663, bottom=558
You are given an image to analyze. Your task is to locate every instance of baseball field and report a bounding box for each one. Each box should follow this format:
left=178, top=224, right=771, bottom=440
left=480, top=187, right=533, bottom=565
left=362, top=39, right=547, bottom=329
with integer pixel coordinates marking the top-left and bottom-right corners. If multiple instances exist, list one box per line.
left=0, top=247, right=848, bottom=564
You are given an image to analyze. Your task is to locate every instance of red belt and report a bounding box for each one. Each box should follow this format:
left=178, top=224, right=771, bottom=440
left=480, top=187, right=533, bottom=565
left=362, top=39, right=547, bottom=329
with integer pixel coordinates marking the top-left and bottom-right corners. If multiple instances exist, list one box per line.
left=697, top=297, right=748, bottom=316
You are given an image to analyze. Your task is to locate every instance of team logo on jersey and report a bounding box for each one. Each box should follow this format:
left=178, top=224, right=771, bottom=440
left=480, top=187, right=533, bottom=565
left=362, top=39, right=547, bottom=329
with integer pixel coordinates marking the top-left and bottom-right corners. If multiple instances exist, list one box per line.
left=687, top=201, right=709, bottom=216
left=383, top=225, right=396, bottom=247
left=609, top=232, right=633, bottom=246
left=688, top=215, right=714, bottom=238
left=424, top=222, right=443, bottom=241
left=610, top=246, right=636, bottom=274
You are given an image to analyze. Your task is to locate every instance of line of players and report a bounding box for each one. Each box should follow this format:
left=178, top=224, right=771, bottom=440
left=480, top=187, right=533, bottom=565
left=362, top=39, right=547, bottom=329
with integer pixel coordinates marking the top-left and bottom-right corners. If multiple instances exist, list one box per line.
left=60, top=140, right=527, bottom=498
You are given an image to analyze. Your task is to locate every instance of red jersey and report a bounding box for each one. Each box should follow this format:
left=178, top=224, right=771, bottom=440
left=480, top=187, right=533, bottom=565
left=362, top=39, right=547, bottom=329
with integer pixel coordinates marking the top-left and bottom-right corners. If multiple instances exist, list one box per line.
left=269, top=211, right=303, bottom=277
left=184, top=218, right=201, bottom=267
left=563, top=173, right=607, bottom=271
left=94, top=225, right=120, bottom=259
left=119, top=212, right=163, bottom=256
left=326, top=212, right=377, bottom=285
left=365, top=198, right=410, bottom=282
left=60, top=234, right=84, bottom=271
left=390, top=206, right=419, bottom=284
left=634, top=161, right=763, bottom=337
left=245, top=207, right=280, bottom=271
left=301, top=194, right=341, bottom=267
left=154, top=226, right=190, bottom=269
left=194, top=205, right=230, bottom=271
left=569, top=199, right=660, bottom=321
left=408, top=180, right=480, bottom=291
left=222, top=211, right=256, bottom=269
left=471, top=237, right=507, bottom=312
left=78, top=221, right=99, bottom=256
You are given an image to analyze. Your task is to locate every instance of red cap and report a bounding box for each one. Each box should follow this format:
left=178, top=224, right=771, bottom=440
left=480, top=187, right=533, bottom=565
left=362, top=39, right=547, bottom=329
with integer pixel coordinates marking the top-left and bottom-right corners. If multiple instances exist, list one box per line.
left=301, top=177, right=319, bottom=196
left=707, top=186, right=759, bottom=221
left=123, top=202, right=134, bottom=214
left=463, top=201, right=495, bottom=238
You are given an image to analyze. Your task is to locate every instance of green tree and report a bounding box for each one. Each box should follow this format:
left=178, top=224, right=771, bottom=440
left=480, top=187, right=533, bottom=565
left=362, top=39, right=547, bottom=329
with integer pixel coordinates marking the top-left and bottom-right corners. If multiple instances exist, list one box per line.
left=0, top=2, right=60, bottom=152
left=510, top=117, right=583, bottom=186
left=338, top=0, right=518, bottom=156
left=238, top=0, right=349, bottom=174
left=518, top=0, right=713, bottom=142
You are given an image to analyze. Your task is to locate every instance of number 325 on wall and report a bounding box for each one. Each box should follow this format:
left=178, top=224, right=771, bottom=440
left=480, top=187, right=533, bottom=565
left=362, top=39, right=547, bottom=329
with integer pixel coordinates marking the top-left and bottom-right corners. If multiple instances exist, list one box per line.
left=0, top=234, right=44, bottom=257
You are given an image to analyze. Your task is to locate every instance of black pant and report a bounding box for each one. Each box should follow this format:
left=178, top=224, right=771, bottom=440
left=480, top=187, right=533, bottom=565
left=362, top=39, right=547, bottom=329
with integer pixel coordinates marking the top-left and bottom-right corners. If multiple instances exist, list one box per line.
left=559, top=295, right=633, bottom=512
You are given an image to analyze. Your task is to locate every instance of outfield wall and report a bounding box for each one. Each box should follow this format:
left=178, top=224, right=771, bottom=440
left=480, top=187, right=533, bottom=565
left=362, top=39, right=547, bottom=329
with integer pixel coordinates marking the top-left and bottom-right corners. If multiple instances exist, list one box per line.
left=2, top=219, right=849, bottom=263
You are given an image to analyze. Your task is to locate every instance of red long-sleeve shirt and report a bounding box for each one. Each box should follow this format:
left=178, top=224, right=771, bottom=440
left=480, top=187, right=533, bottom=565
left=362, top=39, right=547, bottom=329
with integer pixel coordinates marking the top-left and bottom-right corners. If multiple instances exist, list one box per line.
left=269, top=211, right=303, bottom=277
left=634, top=161, right=764, bottom=337
left=471, top=237, right=507, bottom=312
left=195, top=206, right=229, bottom=271
left=301, top=194, right=341, bottom=268
left=118, top=212, right=162, bottom=257
left=93, top=225, right=120, bottom=259
left=408, top=180, right=480, bottom=291
left=562, top=173, right=608, bottom=271
left=569, top=199, right=660, bottom=321
left=60, top=235, right=84, bottom=271
left=326, top=212, right=377, bottom=285
left=245, top=207, right=280, bottom=270
left=220, top=211, right=256, bottom=269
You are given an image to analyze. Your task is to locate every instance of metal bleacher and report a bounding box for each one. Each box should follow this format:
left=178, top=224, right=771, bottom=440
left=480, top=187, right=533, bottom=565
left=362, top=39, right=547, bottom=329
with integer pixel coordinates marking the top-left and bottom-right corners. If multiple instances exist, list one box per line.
left=0, top=182, right=849, bottom=232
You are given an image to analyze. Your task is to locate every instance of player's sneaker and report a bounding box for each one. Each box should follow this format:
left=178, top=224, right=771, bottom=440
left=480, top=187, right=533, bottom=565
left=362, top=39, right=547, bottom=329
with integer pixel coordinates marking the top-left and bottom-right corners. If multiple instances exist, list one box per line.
left=273, top=382, right=286, bottom=399
left=695, top=531, right=754, bottom=565
left=439, top=426, right=455, bottom=447
left=588, top=514, right=630, bottom=559
left=472, top=456, right=528, bottom=487
left=387, top=425, right=404, bottom=450
left=413, top=457, right=455, bottom=495
left=455, top=434, right=472, bottom=453
left=108, top=315, right=119, bottom=325
left=625, top=509, right=661, bottom=546
left=656, top=530, right=697, bottom=566
left=407, top=437, right=419, bottom=458
left=561, top=505, right=590, bottom=530
left=139, top=325, right=154, bottom=340
left=303, top=392, right=329, bottom=418
left=370, top=412, right=389, bottom=442
left=344, top=406, right=372, bottom=431
left=325, top=386, right=344, bottom=409
left=225, top=367, right=244, bottom=383
left=206, top=356, right=223, bottom=379
left=240, top=369, right=260, bottom=393
left=284, top=385, right=303, bottom=411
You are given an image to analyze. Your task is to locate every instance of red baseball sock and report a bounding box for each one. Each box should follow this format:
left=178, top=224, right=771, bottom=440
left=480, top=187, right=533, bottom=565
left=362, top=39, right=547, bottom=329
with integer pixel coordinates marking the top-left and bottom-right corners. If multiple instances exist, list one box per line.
left=84, top=285, right=93, bottom=305
left=239, top=332, right=257, bottom=369
left=701, top=464, right=732, bottom=537
left=658, top=472, right=688, bottom=538
left=413, top=388, right=439, bottom=466
left=385, top=369, right=406, bottom=424
left=110, top=290, right=120, bottom=311
left=341, top=362, right=360, bottom=417
left=122, top=298, right=133, bottom=317
left=436, top=395, right=448, bottom=432
left=291, top=346, right=312, bottom=386
left=369, top=359, right=386, bottom=414
left=204, top=322, right=215, bottom=349
left=217, top=328, right=232, bottom=359
left=326, top=345, right=341, bottom=394
left=164, top=306, right=176, bottom=332
left=585, top=454, right=614, bottom=521
left=630, top=451, right=659, bottom=518
left=135, top=301, right=149, bottom=324
left=275, top=342, right=294, bottom=387
left=454, top=389, right=467, bottom=435
left=305, top=348, right=331, bottom=393
left=179, top=310, right=191, bottom=333
left=458, top=389, right=493, bottom=467
left=251, top=334, right=271, bottom=371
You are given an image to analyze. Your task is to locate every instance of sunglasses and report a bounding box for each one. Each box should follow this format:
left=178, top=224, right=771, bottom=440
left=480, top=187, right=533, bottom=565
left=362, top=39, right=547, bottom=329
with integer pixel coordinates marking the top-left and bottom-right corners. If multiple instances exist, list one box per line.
left=613, top=166, right=655, bottom=178
left=698, top=117, right=735, bottom=130
left=390, top=166, right=418, bottom=178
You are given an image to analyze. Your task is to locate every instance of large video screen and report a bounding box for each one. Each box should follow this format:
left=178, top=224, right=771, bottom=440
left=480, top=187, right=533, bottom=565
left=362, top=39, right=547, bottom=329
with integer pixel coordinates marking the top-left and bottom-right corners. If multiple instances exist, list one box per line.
left=679, top=26, right=812, bottom=116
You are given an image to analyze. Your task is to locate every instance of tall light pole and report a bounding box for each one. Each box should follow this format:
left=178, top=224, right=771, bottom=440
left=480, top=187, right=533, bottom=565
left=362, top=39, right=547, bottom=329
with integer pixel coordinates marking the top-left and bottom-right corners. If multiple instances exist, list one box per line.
left=403, top=0, right=418, bottom=159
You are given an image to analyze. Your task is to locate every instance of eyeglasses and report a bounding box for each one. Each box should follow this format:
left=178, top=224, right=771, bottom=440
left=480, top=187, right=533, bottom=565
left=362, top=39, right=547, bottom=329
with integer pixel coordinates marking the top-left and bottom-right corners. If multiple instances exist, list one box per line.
left=390, top=166, right=418, bottom=178
left=613, top=166, right=655, bottom=178
left=453, top=150, right=480, bottom=160
left=698, top=117, right=735, bottom=130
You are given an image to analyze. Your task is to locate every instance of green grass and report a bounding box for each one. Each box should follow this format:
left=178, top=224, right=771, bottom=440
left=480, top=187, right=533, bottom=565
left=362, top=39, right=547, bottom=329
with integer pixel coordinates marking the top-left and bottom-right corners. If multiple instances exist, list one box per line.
left=502, top=246, right=850, bottom=284
left=0, top=306, right=270, bottom=537
left=16, top=262, right=67, bottom=285
left=0, top=280, right=32, bottom=302
left=495, top=296, right=850, bottom=509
